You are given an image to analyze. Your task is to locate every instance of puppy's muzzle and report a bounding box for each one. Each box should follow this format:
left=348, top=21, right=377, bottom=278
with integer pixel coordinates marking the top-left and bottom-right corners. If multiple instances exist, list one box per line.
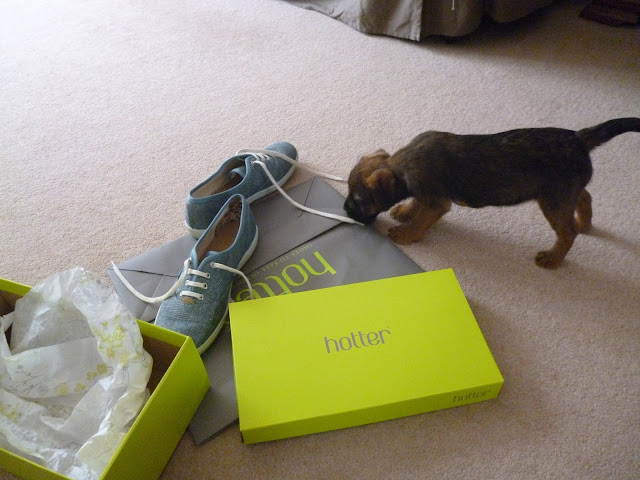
left=344, top=196, right=377, bottom=225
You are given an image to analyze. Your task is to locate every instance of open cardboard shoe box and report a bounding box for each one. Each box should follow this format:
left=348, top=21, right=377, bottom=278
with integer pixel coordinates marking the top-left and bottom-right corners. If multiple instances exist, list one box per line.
left=0, top=278, right=209, bottom=480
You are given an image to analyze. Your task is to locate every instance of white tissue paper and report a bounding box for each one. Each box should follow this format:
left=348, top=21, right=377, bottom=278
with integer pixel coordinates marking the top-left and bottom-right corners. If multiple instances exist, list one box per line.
left=0, top=267, right=152, bottom=480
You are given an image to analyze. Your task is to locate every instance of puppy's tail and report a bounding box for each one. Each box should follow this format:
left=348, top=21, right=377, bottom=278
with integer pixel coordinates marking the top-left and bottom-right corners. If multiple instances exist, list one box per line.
left=576, top=117, right=640, bottom=151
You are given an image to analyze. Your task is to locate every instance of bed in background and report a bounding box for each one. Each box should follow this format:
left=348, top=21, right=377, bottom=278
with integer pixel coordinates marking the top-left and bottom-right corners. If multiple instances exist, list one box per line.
left=284, top=0, right=557, bottom=40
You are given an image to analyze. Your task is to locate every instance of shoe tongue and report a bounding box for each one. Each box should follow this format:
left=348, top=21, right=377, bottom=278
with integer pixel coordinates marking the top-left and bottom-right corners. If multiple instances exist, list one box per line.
left=192, top=247, right=222, bottom=266
left=190, top=249, right=201, bottom=267
left=228, top=165, right=247, bottom=181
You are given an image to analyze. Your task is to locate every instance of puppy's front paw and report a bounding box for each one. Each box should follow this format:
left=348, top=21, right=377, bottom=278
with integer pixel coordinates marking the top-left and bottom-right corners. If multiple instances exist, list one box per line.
left=535, top=250, right=563, bottom=269
left=390, top=203, right=414, bottom=223
left=388, top=225, right=422, bottom=245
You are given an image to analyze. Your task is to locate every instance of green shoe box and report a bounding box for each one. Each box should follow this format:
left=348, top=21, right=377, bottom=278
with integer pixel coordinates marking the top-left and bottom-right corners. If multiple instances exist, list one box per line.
left=230, top=269, right=504, bottom=444
left=0, top=277, right=209, bottom=480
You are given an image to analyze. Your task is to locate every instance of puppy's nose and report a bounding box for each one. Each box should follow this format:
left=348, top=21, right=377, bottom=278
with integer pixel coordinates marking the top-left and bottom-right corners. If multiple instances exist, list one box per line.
left=344, top=197, right=377, bottom=224
left=344, top=197, right=356, bottom=215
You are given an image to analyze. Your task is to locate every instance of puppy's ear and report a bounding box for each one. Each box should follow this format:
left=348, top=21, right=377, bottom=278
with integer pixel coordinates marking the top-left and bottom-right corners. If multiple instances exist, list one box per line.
left=364, top=167, right=396, bottom=194
left=371, top=149, right=390, bottom=158
left=361, top=149, right=390, bottom=163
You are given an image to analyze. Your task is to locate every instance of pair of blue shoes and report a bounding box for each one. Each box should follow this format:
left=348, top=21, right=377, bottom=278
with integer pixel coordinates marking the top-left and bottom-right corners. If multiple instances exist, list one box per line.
left=155, top=142, right=297, bottom=354
left=112, top=141, right=358, bottom=353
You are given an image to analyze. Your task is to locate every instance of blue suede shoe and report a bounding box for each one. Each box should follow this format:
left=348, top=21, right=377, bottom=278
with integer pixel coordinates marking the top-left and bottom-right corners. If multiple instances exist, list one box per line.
left=186, top=141, right=297, bottom=238
left=156, top=194, right=258, bottom=354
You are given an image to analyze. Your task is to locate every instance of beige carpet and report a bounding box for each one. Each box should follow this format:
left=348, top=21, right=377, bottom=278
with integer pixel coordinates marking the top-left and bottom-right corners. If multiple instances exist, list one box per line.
left=1, top=0, right=639, bottom=478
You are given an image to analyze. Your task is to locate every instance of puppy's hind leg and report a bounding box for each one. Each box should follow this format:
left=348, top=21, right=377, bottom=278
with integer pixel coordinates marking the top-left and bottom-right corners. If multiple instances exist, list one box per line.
left=388, top=199, right=451, bottom=245
left=535, top=194, right=580, bottom=269
left=575, top=189, right=592, bottom=233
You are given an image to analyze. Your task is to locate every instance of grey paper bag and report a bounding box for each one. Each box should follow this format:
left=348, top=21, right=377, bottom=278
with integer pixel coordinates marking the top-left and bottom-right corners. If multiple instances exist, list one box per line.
left=108, top=177, right=422, bottom=445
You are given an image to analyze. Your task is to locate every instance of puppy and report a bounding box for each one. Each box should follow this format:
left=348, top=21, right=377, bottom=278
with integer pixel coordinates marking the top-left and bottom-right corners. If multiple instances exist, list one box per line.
left=344, top=118, right=640, bottom=269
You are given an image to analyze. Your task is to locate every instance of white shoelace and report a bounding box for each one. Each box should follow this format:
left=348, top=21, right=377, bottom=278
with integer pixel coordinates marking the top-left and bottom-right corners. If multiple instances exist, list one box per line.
left=235, top=149, right=364, bottom=226
left=111, top=257, right=253, bottom=304
left=236, top=149, right=347, bottom=182
left=112, top=149, right=359, bottom=305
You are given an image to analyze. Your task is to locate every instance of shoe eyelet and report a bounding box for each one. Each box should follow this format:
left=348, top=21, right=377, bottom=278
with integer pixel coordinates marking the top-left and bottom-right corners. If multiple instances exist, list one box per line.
left=205, top=273, right=211, bottom=279
left=198, top=294, right=204, bottom=300
left=203, top=283, right=208, bottom=290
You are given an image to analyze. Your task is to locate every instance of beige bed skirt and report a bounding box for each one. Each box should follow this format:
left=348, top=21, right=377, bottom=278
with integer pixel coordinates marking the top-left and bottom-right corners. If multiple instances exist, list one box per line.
left=285, top=0, right=556, bottom=40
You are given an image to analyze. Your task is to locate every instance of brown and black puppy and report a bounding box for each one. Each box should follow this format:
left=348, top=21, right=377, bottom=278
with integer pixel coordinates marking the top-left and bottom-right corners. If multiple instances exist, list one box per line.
left=344, top=118, right=640, bottom=269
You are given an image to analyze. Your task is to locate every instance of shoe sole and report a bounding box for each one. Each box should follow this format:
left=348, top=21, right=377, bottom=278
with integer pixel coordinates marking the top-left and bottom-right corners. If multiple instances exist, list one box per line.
left=196, top=227, right=259, bottom=355
left=187, top=159, right=297, bottom=239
